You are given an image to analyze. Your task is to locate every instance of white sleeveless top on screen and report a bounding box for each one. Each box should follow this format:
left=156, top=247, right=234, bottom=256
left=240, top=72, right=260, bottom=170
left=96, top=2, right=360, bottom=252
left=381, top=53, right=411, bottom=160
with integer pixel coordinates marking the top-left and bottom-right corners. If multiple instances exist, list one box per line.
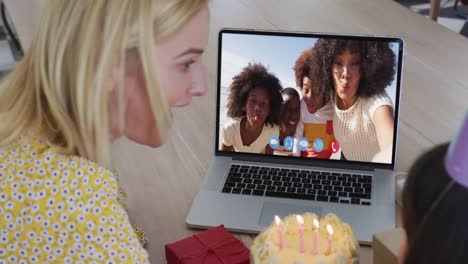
left=221, top=118, right=279, bottom=154
left=333, top=91, right=393, bottom=162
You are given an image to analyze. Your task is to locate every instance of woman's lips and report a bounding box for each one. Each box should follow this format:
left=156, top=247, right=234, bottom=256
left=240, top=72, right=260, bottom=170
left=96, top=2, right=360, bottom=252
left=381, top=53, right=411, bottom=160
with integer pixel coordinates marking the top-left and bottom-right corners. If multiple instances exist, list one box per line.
left=342, top=83, right=350, bottom=93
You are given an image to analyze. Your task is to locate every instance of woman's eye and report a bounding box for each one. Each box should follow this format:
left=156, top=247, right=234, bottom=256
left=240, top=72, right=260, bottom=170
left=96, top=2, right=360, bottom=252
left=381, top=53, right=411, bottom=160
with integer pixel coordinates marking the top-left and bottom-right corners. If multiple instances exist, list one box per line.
left=181, top=60, right=195, bottom=72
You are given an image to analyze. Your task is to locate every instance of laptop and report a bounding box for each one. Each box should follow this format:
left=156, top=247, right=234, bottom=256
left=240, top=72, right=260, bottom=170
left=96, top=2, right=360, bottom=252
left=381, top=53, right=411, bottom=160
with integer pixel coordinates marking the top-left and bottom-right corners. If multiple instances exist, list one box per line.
left=187, top=29, right=404, bottom=244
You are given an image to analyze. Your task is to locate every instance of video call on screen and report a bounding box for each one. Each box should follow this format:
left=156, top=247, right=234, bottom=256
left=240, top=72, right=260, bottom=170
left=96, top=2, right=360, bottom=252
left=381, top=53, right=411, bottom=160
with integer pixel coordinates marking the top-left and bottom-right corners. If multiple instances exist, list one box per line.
left=218, top=32, right=400, bottom=165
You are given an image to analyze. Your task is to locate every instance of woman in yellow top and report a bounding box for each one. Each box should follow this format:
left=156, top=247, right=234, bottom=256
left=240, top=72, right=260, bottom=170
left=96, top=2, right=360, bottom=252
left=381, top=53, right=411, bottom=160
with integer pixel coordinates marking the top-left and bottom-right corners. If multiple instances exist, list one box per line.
left=0, top=0, right=209, bottom=263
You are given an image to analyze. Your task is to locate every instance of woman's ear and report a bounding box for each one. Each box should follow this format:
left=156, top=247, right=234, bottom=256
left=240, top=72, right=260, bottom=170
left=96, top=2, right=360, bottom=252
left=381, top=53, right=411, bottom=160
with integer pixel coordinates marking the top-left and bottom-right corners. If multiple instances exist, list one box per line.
left=398, top=231, right=408, bottom=264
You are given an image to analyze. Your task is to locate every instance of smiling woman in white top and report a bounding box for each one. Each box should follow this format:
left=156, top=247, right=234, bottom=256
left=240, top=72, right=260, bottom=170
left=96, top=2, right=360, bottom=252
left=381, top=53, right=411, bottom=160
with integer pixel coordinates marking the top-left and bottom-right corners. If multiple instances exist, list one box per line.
left=310, top=39, right=396, bottom=163
left=221, top=63, right=283, bottom=154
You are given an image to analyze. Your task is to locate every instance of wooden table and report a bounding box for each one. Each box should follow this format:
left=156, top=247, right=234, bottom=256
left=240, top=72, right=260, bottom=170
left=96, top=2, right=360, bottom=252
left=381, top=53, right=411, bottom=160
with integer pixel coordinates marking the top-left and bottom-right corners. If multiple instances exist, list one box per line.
left=5, top=0, right=468, bottom=263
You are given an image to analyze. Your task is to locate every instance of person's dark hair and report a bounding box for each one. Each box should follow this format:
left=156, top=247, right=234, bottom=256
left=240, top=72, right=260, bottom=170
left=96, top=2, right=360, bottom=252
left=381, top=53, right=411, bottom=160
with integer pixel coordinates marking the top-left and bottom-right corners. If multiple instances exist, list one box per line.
left=227, top=63, right=283, bottom=126
left=293, top=48, right=314, bottom=89
left=310, top=39, right=396, bottom=98
left=281, top=87, right=300, bottom=99
left=293, top=48, right=329, bottom=103
left=402, top=143, right=468, bottom=264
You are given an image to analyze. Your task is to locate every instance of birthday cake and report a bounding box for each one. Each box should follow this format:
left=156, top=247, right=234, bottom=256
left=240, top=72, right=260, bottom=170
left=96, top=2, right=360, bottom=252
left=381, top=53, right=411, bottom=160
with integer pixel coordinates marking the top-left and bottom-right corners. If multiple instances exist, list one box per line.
left=251, top=213, right=359, bottom=264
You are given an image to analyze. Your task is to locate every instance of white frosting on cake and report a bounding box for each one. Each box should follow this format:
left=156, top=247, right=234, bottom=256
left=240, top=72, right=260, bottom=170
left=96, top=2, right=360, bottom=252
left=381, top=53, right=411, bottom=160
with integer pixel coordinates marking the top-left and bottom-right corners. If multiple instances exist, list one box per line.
left=251, top=213, right=359, bottom=264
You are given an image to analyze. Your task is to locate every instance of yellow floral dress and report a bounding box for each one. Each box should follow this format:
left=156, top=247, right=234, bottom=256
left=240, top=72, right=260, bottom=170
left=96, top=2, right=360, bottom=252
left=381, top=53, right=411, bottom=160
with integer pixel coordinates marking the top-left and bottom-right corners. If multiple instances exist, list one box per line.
left=0, top=130, right=149, bottom=263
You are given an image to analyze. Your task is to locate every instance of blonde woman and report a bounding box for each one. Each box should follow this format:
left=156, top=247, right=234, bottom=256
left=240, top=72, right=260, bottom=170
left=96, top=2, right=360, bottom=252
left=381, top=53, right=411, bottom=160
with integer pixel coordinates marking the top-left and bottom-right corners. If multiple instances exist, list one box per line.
left=0, top=0, right=209, bottom=263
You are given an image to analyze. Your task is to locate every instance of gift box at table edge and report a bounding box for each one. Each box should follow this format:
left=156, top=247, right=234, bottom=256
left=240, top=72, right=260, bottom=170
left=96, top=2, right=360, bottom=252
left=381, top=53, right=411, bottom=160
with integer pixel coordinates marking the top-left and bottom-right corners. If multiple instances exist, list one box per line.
left=373, top=227, right=404, bottom=264
left=165, top=225, right=250, bottom=264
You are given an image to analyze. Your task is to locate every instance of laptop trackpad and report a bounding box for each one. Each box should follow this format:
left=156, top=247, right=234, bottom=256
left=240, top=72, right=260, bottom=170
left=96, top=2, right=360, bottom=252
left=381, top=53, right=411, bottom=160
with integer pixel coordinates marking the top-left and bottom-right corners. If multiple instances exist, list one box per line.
left=258, top=201, right=323, bottom=226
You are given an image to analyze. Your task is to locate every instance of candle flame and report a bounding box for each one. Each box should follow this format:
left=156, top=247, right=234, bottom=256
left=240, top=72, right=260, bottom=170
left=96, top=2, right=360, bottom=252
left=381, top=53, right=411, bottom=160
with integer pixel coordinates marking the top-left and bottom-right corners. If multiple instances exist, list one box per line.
left=327, top=224, right=334, bottom=236
left=275, top=215, right=281, bottom=225
left=296, top=215, right=304, bottom=225
left=313, top=218, right=319, bottom=229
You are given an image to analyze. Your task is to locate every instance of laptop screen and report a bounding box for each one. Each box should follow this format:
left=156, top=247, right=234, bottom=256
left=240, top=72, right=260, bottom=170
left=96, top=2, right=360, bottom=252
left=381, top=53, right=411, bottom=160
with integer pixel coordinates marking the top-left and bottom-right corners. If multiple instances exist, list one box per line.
left=216, top=30, right=403, bottom=167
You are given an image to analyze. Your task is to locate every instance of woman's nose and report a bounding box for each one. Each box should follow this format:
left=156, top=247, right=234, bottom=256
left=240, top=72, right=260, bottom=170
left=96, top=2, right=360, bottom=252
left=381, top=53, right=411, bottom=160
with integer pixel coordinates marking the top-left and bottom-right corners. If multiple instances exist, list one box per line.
left=190, top=82, right=207, bottom=96
left=342, top=67, right=352, bottom=80
left=190, top=67, right=208, bottom=96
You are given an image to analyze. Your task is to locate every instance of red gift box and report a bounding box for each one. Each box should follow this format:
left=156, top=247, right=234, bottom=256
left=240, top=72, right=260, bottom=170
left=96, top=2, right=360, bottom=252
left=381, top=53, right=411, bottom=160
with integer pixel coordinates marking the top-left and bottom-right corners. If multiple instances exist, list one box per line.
left=165, top=225, right=250, bottom=264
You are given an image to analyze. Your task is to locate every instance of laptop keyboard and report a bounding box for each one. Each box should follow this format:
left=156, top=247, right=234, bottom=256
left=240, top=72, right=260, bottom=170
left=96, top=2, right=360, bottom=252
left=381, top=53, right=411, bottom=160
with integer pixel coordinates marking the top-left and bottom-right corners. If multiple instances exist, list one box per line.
left=221, top=164, right=372, bottom=206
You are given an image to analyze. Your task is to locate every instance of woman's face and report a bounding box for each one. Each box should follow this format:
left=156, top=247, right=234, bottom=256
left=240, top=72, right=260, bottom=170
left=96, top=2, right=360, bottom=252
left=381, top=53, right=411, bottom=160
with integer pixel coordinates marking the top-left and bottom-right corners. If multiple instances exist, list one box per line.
left=280, top=94, right=300, bottom=133
left=332, top=49, right=361, bottom=107
left=110, top=5, right=210, bottom=147
left=244, top=87, right=270, bottom=129
left=302, top=77, right=324, bottom=114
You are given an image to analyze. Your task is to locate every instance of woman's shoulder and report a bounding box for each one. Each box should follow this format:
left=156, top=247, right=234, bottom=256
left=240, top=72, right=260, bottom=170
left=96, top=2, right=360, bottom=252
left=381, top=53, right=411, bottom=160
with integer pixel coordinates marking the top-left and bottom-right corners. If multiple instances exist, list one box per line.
left=0, top=138, right=148, bottom=261
left=367, top=91, right=391, bottom=102
left=364, top=91, right=393, bottom=116
left=318, top=101, right=334, bottom=116
left=301, top=100, right=333, bottom=122
left=263, top=123, right=279, bottom=133
left=1, top=131, right=118, bottom=189
left=361, top=91, right=391, bottom=105
left=44, top=150, right=118, bottom=189
left=222, top=117, right=242, bottom=131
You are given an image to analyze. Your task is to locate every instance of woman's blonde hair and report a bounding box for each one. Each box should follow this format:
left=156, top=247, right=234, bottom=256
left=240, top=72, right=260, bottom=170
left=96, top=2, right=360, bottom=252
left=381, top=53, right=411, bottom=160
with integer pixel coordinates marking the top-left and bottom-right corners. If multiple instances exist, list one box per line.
left=0, top=0, right=208, bottom=167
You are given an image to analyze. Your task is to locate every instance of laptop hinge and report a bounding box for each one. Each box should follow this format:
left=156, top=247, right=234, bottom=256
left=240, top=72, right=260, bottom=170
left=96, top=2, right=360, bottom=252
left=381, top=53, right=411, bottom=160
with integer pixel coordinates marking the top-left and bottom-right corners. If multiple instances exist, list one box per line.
left=231, top=155, right=378, bottom=172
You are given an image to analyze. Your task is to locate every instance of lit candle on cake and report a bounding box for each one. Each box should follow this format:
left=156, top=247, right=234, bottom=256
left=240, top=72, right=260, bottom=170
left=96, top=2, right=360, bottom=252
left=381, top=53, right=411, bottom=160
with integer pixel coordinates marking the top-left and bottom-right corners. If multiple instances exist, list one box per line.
left=326, top=224, right=334, bottom=255
left=312, top=218, right=319, bottom=255
left=296, top=215, right=305, bottom=253
left=274, top=215, right=285, bottom=250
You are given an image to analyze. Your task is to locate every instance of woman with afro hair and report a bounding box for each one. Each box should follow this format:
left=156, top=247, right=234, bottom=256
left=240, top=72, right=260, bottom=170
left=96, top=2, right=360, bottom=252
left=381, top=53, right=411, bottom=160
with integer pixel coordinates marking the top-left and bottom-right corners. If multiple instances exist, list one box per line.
left=310, top=39, right=396, bottom=163
left=221, top=63, right=283, bottom=154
